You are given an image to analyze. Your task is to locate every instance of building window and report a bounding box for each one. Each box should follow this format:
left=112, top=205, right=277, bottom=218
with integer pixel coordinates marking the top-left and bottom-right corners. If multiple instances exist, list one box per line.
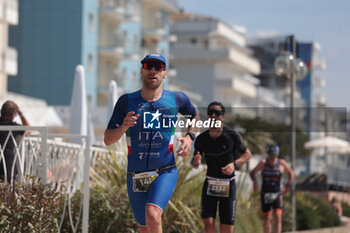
left=204, top=39, right=209, bottom=49
left=88, top=54, right=93, bottom=73
left=87, top=95, right=92, bottom=105
left=133, top=35, right=138, bottom=52
left=122, top=68, right=127, bottom=85
left=123, top=31, right=128, bottom=48
left=89, top=13, right=94, bottom=32
left=133, top=71, right=137, bottom=88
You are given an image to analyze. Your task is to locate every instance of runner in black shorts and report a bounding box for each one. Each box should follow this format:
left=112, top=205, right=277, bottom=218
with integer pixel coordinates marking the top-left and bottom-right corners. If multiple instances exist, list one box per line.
left=250, top=145, right=294, bottom=233
left=191, top=101, right=252, bottom=233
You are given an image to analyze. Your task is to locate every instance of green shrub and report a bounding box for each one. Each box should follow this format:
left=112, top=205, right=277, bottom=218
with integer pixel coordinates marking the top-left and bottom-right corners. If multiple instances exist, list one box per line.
left=0, top=180, right=63, bottom=233
left=295, top=193, right=341, bottom=230
left=60, top=186, right=138, bottom=233
left=282, top=195, right=293, bottom=232
left=342, top=202, right=350, bottom=217
left=296, top=199, right=321, bottom=230
left=162, top=156, right=204, bottom=233
left=312, top=196, right=340, bottom=228
left=235, top=192, right=263, bottom=233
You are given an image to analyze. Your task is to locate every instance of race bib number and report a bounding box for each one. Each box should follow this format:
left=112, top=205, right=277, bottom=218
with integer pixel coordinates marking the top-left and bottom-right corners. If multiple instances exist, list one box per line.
left=207, top=179, right=230, bottom=197
left=264, top=192, right=280, bottom=204
left=133, top=171, right=159, bottom=192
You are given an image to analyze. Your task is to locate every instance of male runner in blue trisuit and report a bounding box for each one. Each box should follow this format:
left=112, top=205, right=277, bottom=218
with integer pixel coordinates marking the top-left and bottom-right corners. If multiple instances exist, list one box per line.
left=104, top=54, right=200, bottom=233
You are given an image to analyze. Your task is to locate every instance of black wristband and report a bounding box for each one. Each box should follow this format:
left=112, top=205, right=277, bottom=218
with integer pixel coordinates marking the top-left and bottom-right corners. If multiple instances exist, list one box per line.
left=186, top=132, right=195, bottom=141
left=234, top=161, right=240, bottom=170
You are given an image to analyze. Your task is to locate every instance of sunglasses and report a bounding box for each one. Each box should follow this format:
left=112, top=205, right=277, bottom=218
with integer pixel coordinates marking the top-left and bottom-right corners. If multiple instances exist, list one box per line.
left=207, top=109, right=223, bottom=116
left=143, top=61, right=165, bottom=71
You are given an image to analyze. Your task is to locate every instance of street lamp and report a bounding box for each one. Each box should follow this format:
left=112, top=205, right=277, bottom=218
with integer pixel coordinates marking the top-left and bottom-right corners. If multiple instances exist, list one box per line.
left=274, top=40, right=308, bottom=231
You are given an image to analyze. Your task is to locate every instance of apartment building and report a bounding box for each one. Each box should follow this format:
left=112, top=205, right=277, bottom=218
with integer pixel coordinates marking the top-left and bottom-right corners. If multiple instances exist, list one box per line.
left=0, top=0, right=18, bottom=97
left=170, top=13, right=261, bottom=113
left=98, top=0, right=140, bottom=105
left=8, top=0, right=98, bottom=105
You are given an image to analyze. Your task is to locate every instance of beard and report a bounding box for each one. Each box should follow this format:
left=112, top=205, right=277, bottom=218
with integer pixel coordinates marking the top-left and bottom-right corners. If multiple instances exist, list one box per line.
left=142, top=77, right=162, bottom=90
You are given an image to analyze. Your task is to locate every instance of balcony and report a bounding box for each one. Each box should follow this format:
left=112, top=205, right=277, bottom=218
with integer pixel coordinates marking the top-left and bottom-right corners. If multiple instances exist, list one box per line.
left=142, top=26, right=167, bottom=42
left=0, top=47, right=17, bottom=75
left=6, top=0, right=18, bottom=25
left=172, top=46, right=260, bottom=75
left=0, top=0, right=3, bottom=20
left=215, top=76, right=258, bottom=100
left=0, top=0, right=18, bottom=24
left=313, top=75, right=326, bottom=88
left=209, top=22, right=246, bottom=48
left=142, top=0, right=179, bottom=14
left=257, top=87, right=286, bottom=108
left=99, top=0, right=139, bottom=23
left=99, top=44, right=125, bottom=62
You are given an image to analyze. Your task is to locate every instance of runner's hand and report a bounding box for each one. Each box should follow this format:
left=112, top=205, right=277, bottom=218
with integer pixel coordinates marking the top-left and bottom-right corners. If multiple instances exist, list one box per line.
left=191, top=151, right=201, bottom=168
left=221, top=162, right=235, bottom=175
left=253, top=182, right=259, bottom=193
left=282, top=184, right=290, bottom=194
left=176, top=136, right=192, bottom=157
left=121, top=112, right=140, bottom=131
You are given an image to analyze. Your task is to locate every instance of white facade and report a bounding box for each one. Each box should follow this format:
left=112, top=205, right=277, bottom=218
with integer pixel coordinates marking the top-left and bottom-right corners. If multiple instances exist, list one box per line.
left=170, top=14, right=261, bottom=111
left=141, top=0, right=179, bottom=88
left=97, top=0, right=179, bottom=105
left=0, top=0, right=18, bottom=97
left=98, top=0, right=141, bottom=105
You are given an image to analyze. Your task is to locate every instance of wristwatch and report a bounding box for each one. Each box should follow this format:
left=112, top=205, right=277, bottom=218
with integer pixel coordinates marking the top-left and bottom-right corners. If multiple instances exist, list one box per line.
left=234, top=161, right=240, bottom=170
left=186, top=132, right=196, bottom=141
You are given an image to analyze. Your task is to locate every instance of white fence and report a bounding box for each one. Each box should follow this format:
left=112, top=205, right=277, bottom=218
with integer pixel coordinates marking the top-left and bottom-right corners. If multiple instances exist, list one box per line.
left=0, top=125, right=113, bottom=233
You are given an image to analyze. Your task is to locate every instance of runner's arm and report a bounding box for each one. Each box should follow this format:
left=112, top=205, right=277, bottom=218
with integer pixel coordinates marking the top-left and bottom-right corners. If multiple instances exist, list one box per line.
left=176, top=113, right=200, bottom=157
left=234, top=148, right=252, bottom=169
left=249, top=160, right=264, bottom=181
left=281, top=159, right=294, bottom=193
left=104, top=112, right=140, bottom=146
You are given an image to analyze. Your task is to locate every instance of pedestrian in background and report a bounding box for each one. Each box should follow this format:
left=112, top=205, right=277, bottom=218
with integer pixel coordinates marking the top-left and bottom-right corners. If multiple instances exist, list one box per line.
left=0, top=100, right=30, bottom=183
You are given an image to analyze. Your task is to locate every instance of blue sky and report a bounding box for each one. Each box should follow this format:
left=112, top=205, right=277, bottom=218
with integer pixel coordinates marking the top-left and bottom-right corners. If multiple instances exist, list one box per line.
left=178, top=0, right=350, bottom=110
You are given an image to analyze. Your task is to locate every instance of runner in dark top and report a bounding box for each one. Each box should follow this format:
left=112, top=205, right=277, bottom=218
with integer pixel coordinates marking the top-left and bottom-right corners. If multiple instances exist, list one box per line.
left=191, top=101, right=252, bottom=233
left=0, top=100, right=30, bottom=183
left=250, top=145, right=294, bottom=233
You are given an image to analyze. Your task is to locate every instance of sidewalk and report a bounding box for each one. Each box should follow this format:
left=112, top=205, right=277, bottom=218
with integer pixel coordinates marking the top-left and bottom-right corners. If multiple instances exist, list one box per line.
left=286, top=226, right=350, bottom=233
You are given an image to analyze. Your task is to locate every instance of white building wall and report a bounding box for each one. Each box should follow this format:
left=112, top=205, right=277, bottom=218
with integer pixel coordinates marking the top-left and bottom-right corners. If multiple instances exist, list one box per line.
left=171, top=14, right=261, bottom=110
left=173, top=61, right=215, bottom=107
left=0, top=0, right=18, bottom=97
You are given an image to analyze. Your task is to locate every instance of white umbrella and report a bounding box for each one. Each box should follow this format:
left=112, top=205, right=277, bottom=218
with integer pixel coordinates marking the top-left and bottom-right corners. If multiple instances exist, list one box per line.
left=70, top=65, right=87, bottom=137
left=304, top=136, right=349, bottom=152
left=339, top=145, right=350, bottom=154
left=107, top=80, right=119, bottom=124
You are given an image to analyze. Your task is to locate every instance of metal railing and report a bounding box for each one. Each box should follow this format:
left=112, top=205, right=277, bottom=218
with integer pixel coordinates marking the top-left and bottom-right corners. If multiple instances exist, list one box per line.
left=0, top=126, right=117, bottom=233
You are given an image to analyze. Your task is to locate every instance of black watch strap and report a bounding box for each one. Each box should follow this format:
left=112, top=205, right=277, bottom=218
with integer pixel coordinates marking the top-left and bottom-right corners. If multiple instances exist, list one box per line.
left=234, top=161, right=240, bottom=170
left=186, top=132, right=195, bottom=141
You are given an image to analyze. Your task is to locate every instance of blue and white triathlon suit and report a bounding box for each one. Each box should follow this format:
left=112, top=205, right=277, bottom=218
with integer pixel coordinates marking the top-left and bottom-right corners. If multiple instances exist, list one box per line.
left=107, top=89, right=197, bottom=226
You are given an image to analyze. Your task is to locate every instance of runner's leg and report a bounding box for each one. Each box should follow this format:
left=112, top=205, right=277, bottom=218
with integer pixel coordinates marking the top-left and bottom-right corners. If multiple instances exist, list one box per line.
left=220, top=224, right=234, bottom=233
left=273, top=208, right=282, bottom=233
left=263, top=211, right=272, bottom=233
left=218, top=179, right=236, bottom=233
left=146, top=167, right=177, bottom=232
left=145, top=204, right=163, bottom=233
left=203, top=218, right=216, bottom=233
